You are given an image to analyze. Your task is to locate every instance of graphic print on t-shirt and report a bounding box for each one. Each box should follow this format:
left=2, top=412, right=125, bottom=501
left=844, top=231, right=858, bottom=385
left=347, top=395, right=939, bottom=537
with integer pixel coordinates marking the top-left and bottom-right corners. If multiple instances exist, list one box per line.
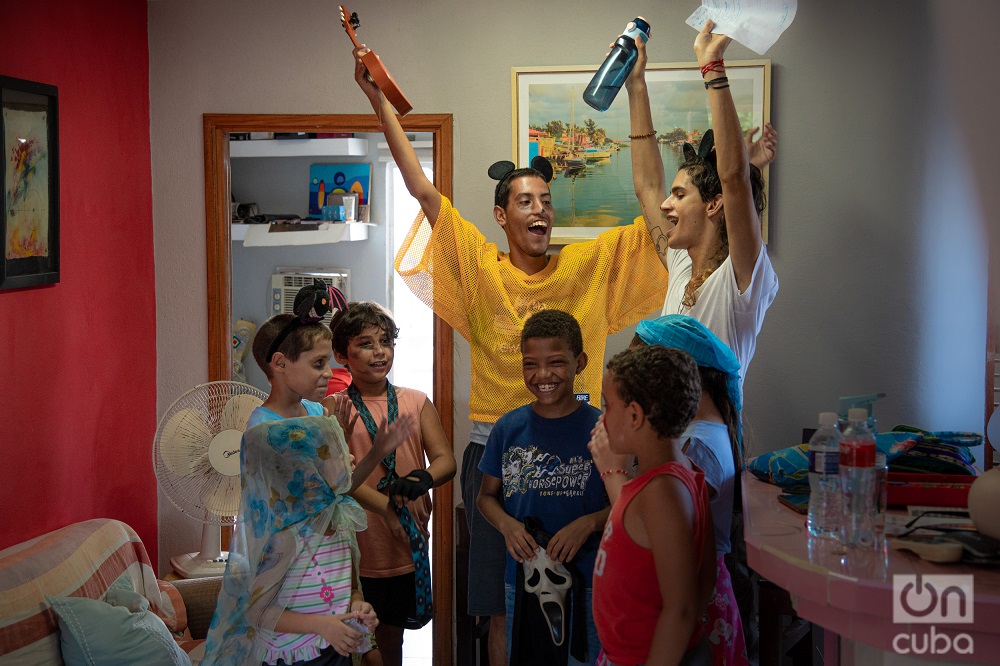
left=501, top=445, right=593, bottom=498
left=494, top=295, right=547, bottom=356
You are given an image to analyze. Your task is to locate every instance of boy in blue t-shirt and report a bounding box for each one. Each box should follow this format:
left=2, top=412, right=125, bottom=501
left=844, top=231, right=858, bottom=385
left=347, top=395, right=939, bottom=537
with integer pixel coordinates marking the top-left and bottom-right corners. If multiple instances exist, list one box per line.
left=477, top=309, right=608, bottom=666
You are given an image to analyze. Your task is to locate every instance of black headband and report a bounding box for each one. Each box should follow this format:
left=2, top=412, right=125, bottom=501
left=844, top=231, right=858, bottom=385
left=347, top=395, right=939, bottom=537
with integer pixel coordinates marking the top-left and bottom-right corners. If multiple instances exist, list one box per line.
left=266, top=279, right=348, bottom=363
left=489, top=156, right=554, bottom=206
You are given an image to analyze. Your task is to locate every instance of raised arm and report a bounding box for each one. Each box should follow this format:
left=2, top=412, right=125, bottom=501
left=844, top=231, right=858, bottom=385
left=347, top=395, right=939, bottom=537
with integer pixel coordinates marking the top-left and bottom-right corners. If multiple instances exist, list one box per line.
left=624, top=35, right=671, bottom=267
left=354, top=46, right=441, bottom=225
left=694, top=21, right=761, bottom=292
left=746, top=123, right=777, bottom=170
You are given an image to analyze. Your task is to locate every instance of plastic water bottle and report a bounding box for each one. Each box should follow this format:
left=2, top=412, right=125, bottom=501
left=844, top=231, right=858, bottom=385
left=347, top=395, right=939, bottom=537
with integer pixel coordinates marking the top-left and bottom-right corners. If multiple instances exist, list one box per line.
left=583, top=18, right=651, bottom=112
left=840, top=408, right=877, bottom=548
left=807, top=412, right=843, bottom=539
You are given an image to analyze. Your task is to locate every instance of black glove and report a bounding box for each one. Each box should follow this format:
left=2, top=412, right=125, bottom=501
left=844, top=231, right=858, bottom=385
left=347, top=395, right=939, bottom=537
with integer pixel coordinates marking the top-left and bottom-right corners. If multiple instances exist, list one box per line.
left=388, top=469, right=433, bottom=501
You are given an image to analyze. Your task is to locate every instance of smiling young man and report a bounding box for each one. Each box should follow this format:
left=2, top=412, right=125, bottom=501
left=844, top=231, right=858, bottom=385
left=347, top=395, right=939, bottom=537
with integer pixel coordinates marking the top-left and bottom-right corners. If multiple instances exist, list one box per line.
left=476, top=310, right=608, bottom=666
left=353, top=45, right=667, bottom=665
left=624, top=24, right=778, bottom=389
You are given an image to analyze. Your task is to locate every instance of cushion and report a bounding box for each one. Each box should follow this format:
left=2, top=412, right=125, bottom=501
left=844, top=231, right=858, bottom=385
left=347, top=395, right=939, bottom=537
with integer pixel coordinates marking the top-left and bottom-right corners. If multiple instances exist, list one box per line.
left=154, top=579, right=188, bottom=635
left=0, top=519, right=171, bottom=662
left=45, top=591, right=191, bottom=665
left=746, top=431, right=921, bottom=492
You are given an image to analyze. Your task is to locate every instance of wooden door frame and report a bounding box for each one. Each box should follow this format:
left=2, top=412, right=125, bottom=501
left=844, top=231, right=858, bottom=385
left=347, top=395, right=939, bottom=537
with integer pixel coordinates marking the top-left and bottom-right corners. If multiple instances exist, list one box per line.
left=204, top=113, right=455, bottom=664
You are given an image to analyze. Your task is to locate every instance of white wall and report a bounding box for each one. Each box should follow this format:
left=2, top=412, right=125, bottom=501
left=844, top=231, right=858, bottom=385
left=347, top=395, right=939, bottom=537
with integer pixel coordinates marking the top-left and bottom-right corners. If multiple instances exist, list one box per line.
left=148, top=0, right=994, bottom=569
left=229, top=134, right=388, bottom=393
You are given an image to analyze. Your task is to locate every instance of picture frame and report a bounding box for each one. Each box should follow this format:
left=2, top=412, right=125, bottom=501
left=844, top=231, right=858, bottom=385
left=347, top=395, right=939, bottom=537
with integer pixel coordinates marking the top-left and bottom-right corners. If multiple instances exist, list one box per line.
left=309, top=162, right=371, bottom=216
left=512, top=61, right=770, bottom=244
left=1, top=75, right=59, bottom=289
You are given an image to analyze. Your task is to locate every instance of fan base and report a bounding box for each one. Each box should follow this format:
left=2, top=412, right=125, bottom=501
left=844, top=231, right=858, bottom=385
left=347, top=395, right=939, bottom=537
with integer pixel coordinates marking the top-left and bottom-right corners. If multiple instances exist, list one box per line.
left=170, top=551, right=229, bottom=578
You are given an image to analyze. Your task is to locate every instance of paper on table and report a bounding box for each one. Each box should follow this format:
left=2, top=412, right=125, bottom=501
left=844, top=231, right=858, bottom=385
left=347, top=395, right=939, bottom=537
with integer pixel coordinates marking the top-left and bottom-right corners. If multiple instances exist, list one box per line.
left=686, top=0, right=797, bottom=55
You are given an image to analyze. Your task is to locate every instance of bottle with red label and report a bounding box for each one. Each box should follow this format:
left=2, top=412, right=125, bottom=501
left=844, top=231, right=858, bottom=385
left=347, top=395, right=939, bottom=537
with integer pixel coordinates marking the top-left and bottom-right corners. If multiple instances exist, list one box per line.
left=839, top=407, right=877, bottom=547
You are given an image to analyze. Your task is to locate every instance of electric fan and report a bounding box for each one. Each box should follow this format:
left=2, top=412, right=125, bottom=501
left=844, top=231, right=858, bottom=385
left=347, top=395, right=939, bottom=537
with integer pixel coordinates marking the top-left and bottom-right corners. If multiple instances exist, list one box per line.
left=152, top=381, right=267, bottom=578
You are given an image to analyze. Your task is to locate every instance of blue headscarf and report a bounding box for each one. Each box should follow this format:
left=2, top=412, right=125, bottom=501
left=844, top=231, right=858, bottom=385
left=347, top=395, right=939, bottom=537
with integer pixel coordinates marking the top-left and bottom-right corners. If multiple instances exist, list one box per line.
left=636, top=314, right=742, bottom=446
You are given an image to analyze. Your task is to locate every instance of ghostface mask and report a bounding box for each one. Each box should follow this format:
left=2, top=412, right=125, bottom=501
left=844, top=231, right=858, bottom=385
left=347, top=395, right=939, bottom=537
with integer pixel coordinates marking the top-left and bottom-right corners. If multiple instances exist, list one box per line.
left=522, top=547, right=572, bottom=646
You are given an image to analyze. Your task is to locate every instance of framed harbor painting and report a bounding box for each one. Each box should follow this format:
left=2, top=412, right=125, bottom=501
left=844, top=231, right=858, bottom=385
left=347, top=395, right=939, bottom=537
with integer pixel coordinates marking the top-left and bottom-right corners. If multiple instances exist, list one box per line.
left=1, top=76, right=59, bottom=289
left=512, top=61, right=770, bottom=244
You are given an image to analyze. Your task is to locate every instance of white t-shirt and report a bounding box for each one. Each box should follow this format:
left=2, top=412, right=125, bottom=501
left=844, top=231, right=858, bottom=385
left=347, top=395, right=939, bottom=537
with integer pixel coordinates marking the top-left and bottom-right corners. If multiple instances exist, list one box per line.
left=662, top=246, right=778, bottom=387
left=684, top=420, right=736, bottom=555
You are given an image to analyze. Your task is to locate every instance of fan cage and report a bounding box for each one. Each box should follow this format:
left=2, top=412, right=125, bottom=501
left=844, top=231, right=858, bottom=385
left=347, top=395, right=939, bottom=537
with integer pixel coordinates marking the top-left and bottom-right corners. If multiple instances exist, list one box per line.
left=153, top=381, right=266, bottom=526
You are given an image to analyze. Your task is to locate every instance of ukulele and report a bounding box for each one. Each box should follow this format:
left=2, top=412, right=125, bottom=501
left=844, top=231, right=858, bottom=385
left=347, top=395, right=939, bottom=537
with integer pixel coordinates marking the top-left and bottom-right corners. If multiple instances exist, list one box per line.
left=340, top=6, right=413, bottom=116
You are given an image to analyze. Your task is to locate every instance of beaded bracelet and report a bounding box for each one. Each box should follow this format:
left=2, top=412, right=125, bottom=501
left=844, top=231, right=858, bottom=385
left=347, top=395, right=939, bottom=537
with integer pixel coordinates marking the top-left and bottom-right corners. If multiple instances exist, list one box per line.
left=628, top=130, right=657, bottom=140
left=600, top=469, right=628, bottom=479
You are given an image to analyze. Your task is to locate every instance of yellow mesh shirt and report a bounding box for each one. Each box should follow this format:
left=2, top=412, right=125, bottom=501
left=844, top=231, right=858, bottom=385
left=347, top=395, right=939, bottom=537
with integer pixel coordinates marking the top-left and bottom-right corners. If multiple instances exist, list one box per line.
left=395, top=196, right=668, bottom=423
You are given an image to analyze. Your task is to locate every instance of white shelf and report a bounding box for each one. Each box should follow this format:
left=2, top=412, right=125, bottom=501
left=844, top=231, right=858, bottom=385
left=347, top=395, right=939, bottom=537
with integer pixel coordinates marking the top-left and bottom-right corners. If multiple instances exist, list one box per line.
left=229, top=138, right=369, bottom=159
left=232, top=222, right=371, bottom=245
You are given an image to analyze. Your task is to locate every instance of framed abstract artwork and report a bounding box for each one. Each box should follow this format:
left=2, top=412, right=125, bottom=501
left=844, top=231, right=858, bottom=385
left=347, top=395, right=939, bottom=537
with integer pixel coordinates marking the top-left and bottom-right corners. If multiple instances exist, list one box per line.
left=309, top=163, right=371, bottom=216
left=512, top=60, right=770, bottom=243
left=1, top=76, right=59, bottom=289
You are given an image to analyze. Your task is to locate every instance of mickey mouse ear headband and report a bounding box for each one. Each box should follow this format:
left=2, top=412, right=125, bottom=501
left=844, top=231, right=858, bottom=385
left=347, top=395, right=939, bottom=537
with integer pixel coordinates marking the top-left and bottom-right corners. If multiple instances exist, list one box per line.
left=489, top=156, right=554, bottom=206
left=267, top=279, right=348, bottom=363
left=681, top=128, right=717, bottom=175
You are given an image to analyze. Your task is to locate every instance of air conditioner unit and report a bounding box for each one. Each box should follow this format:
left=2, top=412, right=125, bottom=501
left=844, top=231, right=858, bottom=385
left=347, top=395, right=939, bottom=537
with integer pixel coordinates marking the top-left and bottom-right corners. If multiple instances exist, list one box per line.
left=270, top=268, right=351, bottom=327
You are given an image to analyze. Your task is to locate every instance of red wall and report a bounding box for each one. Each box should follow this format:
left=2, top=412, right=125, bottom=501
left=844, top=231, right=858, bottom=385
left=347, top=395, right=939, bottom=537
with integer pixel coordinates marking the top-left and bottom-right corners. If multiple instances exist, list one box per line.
left=0, top=0, right=157, bottom=561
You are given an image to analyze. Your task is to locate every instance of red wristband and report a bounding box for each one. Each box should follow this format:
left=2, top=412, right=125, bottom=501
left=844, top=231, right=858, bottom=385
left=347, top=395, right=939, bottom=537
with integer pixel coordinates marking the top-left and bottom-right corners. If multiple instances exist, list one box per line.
left=700, top=59, right=725, bottom=77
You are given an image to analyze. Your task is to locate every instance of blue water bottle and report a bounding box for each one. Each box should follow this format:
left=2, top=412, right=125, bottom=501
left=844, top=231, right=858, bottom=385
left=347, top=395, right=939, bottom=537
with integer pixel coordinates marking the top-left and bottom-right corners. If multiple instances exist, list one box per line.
left=583, top=17, right=651, bottom=112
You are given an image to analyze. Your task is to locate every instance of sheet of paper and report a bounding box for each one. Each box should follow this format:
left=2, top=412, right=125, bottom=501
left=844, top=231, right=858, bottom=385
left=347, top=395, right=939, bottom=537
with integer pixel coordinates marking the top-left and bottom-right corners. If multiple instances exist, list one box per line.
left=686, top=0, right=797, bottom=55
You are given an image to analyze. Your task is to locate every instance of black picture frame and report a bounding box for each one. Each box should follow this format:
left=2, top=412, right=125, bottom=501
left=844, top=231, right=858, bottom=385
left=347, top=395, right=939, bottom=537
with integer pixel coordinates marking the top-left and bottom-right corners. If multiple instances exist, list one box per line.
left=0, top=76, right=59, bottom=290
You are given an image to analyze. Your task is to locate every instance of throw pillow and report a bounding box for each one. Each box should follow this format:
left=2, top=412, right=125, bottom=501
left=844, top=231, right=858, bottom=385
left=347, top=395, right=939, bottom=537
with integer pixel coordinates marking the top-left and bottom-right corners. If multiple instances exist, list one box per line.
left=45, top=591, right=191, bottom=666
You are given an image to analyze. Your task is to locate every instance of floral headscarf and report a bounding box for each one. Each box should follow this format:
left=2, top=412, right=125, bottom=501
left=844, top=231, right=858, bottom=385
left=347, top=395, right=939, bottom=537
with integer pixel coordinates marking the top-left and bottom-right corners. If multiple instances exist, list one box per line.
left=203, top=415, right=366, bottom=665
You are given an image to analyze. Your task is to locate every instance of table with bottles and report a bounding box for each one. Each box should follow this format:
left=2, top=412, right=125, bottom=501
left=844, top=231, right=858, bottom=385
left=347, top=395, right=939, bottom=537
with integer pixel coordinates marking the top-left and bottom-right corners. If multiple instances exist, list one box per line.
left=742, top=471, right=1000, bottom=663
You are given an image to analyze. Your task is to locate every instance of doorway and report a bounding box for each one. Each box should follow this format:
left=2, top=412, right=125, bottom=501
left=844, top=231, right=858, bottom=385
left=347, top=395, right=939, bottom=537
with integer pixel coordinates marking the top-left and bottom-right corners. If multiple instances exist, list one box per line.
left=203, top=113, right=455, bottom=665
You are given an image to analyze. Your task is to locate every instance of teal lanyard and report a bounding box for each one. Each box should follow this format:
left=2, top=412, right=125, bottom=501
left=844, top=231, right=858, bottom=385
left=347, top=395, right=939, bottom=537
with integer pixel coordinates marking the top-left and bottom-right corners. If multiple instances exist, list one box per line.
left=345, top=382, right=433, bottom=628
left=347, top=381, right=399, bottom=490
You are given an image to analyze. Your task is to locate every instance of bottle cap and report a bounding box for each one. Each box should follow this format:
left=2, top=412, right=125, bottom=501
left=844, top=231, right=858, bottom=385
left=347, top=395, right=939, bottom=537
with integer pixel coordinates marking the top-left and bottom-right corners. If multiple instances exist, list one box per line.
left=819, top=412, right=838, bottom=426
left=848, top=407, right=868, bottom=423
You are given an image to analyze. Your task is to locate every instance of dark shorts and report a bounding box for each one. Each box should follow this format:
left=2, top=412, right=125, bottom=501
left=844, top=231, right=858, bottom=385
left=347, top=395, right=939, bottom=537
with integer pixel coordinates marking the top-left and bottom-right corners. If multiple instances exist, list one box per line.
left=462, top=441, right=507, bottom=616
left=361, top=572, right=416, bottom=629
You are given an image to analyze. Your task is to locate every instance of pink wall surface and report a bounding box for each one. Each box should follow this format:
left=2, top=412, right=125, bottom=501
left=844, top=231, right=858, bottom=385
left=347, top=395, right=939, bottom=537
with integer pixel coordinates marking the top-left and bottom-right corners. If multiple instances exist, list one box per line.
left=0, top=0, right=157, bottom=560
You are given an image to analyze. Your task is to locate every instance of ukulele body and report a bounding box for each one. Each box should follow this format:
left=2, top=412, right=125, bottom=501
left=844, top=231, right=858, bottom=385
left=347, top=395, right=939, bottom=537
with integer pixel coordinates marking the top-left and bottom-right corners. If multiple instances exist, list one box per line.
left=361, top=50, right=412, bottom=116
left=342, top=5, right=412, bottom=117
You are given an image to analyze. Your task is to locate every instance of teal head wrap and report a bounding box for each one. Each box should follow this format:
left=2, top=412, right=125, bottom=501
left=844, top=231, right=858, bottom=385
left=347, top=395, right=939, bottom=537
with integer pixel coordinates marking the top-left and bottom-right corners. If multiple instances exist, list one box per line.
left=636, top=314, right=742, bottom=445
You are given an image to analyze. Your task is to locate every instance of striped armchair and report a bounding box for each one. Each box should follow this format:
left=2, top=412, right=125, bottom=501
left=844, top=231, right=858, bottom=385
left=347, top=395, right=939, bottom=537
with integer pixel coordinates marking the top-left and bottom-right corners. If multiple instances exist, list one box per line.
left=0, top=519, right=217, bottom=664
